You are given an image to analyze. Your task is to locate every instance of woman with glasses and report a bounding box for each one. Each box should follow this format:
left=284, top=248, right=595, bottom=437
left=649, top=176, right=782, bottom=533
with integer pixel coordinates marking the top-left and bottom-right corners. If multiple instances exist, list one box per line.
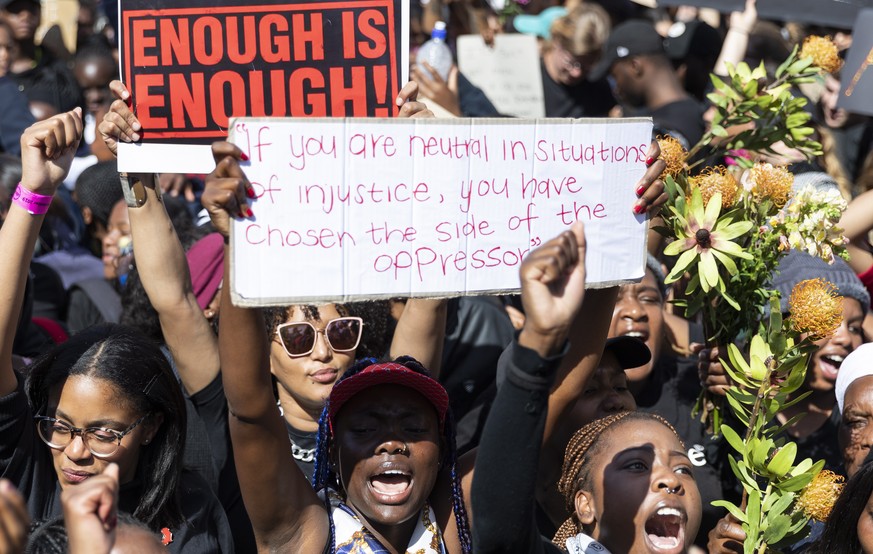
left=0, top=111, right=232, bottom=552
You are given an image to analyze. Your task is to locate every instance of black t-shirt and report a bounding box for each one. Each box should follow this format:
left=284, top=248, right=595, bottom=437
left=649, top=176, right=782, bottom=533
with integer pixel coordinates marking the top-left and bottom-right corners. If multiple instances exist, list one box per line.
left=647, top=98, right=706, bottom=149
left=540, top=62, right=616, bottom=118
left=0, top=376, right=234, bottom=553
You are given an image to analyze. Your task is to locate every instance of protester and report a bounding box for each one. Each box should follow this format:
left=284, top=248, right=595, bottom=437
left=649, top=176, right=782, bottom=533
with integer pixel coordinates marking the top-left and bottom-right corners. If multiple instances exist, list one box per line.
left=0, top=110, right=232, bottom=553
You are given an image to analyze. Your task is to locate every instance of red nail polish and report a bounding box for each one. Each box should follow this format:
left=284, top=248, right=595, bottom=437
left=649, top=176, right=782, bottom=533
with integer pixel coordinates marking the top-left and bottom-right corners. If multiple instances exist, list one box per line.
left=246, top=188, right=255, bottom=199
left=246, top=207, right=254, bottom=217
left=646, top=156, right=656, bottom=166
left=239, top=152, right=249, bottom=161
left=636, top=184, right=646, bottom=196
left=634, top=204, right=645, bottom=214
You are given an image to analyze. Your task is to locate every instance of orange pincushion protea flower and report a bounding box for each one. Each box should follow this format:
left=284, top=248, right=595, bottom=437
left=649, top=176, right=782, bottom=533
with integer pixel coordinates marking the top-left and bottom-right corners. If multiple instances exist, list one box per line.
left=788, top=278, right=843, bottom=338
left=795, top=470, right=844, bottom=522
left=690, top=166, right=739, bottom=209
left=657, top=135, right=687, bottom=180
left=749, top=163, right=794, bottom=208
left=800, top=36, right=843, bottom=74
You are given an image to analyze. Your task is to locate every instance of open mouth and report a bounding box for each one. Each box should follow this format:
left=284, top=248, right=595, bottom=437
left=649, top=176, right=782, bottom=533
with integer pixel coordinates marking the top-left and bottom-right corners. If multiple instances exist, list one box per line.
left=368, top=470, right=412, bottom=503
left=819, top=354, right=844, bottom=380
left=644, top=507, right=685, bottom=552
left=622, top=329, right=650, bottom=343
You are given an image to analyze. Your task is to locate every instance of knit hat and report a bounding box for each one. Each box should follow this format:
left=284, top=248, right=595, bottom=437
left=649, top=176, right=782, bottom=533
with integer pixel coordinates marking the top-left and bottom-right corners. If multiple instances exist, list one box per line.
left=646, top=254, right=668, bottom=298
left=75, top=161, right=123, bottom=228
left=835, top=343, right=873, bottom=413
left=772, top=250, right=870, bottom=316
left=185, top=233, right=224, bottom=311
left=328, top=361, right=449, bottom=432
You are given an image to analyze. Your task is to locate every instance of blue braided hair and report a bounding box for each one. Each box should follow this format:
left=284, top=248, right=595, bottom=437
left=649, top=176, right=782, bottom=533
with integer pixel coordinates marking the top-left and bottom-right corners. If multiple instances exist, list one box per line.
left=311, top=356, right=472, bottom=554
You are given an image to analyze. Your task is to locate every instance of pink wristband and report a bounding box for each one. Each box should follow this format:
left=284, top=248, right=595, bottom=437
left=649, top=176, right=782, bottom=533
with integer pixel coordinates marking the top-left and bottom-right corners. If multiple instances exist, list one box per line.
left=12, top=184, right=52, bottom=215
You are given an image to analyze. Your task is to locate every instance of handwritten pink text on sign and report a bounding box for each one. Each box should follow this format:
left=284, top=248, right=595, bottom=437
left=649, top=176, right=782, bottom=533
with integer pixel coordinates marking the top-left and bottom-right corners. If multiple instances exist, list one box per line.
left=228, top=117, right=652, bottom=306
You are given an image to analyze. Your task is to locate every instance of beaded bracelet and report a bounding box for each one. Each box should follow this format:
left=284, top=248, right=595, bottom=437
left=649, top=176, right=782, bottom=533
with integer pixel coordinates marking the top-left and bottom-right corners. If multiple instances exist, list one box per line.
left=11, top=184, right=52, bottom=215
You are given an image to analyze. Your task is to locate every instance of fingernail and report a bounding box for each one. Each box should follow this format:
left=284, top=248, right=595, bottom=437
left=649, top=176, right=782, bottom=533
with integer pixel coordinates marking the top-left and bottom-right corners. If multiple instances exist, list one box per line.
left=396, top=96, right=404, bottom=107
left=634, top=204, right=645, bottom=214
left=131, top=133, right=140, bottom=142
left=240, top=152, right=249, bottom=161
left=246, top=188, right=255, bottom=199
left=132, top=122, right=141, bottom=131
left=636, top=184, right=646, bottom=196
left=646, top=156, right=656, bottom=166
left=246, top=207, right=254, bottom=217
left=0, top=480, right=10, bottom=493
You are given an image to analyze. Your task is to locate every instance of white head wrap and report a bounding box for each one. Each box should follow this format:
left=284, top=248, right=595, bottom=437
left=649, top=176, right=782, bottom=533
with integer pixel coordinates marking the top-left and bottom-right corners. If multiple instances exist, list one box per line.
left=835, top=343, right=873, bottom=413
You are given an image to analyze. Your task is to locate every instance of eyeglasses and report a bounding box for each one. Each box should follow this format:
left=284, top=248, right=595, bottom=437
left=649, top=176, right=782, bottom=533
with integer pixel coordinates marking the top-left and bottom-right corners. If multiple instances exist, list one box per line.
left=34, top=414, right=151, bottom=458
left=276, top=317, right=364, bottom=357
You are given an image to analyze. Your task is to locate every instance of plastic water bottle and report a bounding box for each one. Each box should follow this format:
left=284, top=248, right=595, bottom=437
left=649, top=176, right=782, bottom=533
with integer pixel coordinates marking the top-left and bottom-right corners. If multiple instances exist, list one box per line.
left=416, top=21, right=452, bottom=81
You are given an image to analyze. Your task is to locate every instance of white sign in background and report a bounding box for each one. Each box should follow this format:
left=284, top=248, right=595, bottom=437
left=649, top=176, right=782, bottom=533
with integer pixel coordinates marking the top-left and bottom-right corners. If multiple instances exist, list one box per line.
left=457, top=34, right=545, bottom=118
left=228, top=117, right=652, bottom=305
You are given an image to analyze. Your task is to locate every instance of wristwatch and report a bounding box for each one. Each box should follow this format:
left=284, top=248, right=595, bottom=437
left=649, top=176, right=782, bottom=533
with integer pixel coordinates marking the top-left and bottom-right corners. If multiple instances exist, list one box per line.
left=119, top=173, right=160, bottom=208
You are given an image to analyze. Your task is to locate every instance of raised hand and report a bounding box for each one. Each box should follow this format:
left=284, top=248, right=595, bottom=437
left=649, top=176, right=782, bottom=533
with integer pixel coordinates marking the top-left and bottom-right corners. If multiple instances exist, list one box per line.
left=518, top=221, right=587, bottom=357
left=395, top=80, right=435, bottom=119
left=637, top=140, right=667, bottom=215
left=97, top=80, right=141, bottom=157
left=62, top=463, right=120, bottom=554
left=20, top=108, right=83, bottom=194
left=202, top=142, right=254, bottom=237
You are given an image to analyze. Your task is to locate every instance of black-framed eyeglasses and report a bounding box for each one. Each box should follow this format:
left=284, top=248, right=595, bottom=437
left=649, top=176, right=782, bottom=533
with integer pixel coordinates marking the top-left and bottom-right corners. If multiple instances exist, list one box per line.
left=276, top=316, right=364, bottom=357
left=34, top=414, right=151, bottom=458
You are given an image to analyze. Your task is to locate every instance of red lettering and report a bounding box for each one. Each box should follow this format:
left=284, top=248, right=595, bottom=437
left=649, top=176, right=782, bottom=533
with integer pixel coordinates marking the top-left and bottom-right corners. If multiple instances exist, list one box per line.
left=260, top=14, right=290, bottom=63
left=160, top=18, right=189, bottom=65
left=209, top=71, right=246, bottom=128
left=292, top=13, right=324, bottom=60
left=329, top=66, right=367, bottom=116
left=193, top=16, right=223, bottom=65
left=169, top=73, right=206, bottom=128
left=132, top=19, right=158, bottom=66
left=134, top=74, right=167, bottom=128
left=357, top=9, right=386, bottom=58
left=226, top=16, right=257, bottom=64
left=289, top=69, right=325, bottom=116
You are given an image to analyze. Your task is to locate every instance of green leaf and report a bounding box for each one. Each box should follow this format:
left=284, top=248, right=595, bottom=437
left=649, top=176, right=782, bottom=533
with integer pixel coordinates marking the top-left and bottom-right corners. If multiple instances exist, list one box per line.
left=712, top=500, right=748, bottom=523
left=666, top=247, right=698, bottom=283
left=700, top=251, right=720, bottom=291
left=721, top=424, right=746, bottom=455
left=747, top=487, right=762, bottom=540
left=711, top=124, right=728, bottom=137
left=763, top=513, right=792, bottom=544
left=767, top=442, right=797, bottom=477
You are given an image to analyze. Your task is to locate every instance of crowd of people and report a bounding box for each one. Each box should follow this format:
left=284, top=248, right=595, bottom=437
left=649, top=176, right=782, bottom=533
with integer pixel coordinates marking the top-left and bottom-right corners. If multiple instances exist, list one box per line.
left=2, top=0, right=873, bottom=552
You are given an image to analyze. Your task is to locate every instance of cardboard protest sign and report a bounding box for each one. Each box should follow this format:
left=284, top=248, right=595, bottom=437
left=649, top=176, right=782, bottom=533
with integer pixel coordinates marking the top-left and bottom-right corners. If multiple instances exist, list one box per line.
left=227, top=117, right=652, bottom=305
left=658, top=0, right=872, bottom=27
left=117, top=0, right=408, bottom=174
left=839, top=9, right=873, bottom=117
left=457, top=34, right=545, bottom=118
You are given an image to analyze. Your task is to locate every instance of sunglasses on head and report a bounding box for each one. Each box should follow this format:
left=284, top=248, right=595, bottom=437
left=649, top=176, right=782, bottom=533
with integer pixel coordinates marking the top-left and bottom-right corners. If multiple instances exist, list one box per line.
left=276, top=316, right=364, bottom=357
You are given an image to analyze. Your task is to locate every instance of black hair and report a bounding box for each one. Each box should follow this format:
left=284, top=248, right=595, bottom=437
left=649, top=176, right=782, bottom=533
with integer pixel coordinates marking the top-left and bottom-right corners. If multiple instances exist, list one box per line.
left=118, top=197, right=197, bottom=343
left=24, top=324, right=187, bottom=530
left=311, top=356, right=472, bottom=554
left=263, top=300, right=393, bottom=360
left=26, top=512, right=157, bottom=553
left=810, top=462, right=873, bottom=554
left=74, top=160, right=122, bottom=229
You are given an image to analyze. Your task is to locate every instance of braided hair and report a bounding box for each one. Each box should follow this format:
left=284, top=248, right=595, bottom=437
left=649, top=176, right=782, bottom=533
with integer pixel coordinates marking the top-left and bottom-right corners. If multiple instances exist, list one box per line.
left=552, top=411, right=683, bottom=548
left=312, top=356, right=472, bottom=554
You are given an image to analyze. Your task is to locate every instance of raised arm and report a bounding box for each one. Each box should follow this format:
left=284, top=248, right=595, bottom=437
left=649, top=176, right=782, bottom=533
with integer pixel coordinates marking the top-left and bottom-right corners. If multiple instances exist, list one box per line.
left=714, top=0, right=757, bottom=76
left=840, top=188, right=873, bottom=274
left=0, top=109, right=83, bottom=396
left=98, top=80, right=219, bottom=395
left=472, top=223, right=589, bottom=554
left=389, top=299, right=448, bottom=378
left=202, top=142, right=327, bottom=551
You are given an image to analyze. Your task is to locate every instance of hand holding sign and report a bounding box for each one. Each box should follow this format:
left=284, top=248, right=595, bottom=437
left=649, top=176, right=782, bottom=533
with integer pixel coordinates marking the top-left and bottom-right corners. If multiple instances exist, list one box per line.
left=203, top=142, right=254, bottom=237
left=98, top=81, right=142, bottom=157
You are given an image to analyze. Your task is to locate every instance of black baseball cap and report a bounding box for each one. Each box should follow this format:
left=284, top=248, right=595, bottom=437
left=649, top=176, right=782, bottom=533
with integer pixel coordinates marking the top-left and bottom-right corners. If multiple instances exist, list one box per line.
left=663, top=20, right=723, bottom=62
left=589, top=19, right=665, bottom=81
left=0, top=0, right=40, bottom=9
left=603, top=336, right=651, bottom=369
